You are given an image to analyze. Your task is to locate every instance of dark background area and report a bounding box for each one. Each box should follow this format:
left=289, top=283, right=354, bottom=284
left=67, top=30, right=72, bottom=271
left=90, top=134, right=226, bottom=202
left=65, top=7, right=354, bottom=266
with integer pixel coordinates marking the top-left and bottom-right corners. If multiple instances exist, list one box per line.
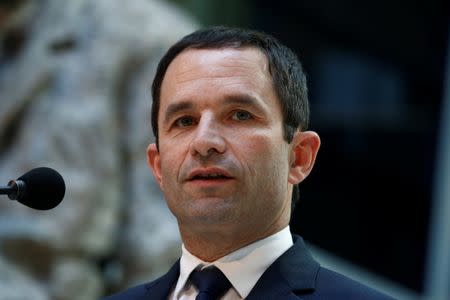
left=251, top=0, right=448, bottom=293
left=171, top=0, right=449, bottom=293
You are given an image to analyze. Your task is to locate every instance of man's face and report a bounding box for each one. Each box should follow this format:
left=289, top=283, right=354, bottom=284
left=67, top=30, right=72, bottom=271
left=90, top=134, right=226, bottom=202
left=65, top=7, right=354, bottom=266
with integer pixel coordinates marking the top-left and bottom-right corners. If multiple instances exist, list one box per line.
left=147, top=47, right=315, bottom=237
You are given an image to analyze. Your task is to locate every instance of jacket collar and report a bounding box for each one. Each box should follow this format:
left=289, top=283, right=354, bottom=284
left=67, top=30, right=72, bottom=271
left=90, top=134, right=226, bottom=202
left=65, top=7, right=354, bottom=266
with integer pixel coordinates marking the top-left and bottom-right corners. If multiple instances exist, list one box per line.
left=144, top=259, right=180, bottom=299
left=246, top=235, right=320, bottom=299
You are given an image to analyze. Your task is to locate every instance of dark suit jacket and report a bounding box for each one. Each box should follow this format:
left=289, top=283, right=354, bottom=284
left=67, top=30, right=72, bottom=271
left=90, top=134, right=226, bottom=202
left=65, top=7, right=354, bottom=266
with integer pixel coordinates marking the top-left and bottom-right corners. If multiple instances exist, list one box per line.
left=103, top=235, right=396, bottom=299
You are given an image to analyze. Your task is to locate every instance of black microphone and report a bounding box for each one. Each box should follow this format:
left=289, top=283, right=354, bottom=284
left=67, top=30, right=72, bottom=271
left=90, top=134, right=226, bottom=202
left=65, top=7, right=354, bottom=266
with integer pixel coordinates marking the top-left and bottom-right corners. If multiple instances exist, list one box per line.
left=0, top=167, right=65, bottom=210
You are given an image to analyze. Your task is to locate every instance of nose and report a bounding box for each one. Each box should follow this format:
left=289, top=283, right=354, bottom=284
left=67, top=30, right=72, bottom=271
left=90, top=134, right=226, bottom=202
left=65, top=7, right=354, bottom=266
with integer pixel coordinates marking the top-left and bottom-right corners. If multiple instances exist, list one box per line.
left=190, top=114, right=226, bottom=157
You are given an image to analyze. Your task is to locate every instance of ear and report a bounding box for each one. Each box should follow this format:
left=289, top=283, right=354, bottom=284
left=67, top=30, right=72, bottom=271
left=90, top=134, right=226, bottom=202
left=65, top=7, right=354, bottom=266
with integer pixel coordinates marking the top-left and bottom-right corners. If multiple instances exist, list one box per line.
left=146, top=143, right=163, bottom=188
left=288, top=131, right=321, bottom=184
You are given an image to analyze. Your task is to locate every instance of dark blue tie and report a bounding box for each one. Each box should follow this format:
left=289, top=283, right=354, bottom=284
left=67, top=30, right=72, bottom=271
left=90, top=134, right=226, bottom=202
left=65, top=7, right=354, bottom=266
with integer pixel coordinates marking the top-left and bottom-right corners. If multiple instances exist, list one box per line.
left=189, top=266, right=232, bottom=300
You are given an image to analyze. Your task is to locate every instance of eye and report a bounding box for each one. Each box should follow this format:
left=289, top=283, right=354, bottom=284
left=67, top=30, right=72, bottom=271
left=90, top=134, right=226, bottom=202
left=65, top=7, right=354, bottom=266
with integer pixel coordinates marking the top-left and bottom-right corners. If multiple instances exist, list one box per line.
left=231, top=110, right=253, bottom=121
left=174, top=116, right=195, bottom=127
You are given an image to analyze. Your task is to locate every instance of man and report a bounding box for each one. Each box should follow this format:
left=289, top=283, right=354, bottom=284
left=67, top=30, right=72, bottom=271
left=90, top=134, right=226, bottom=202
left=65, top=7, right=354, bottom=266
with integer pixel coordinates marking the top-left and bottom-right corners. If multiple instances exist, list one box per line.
left=105, top=26, right=395, bottom=299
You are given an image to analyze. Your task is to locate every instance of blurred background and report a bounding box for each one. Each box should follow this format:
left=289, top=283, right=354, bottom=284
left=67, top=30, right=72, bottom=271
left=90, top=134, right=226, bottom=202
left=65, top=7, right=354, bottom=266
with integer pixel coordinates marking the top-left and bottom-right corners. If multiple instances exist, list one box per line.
left=0, top=0, right=448, bottom=299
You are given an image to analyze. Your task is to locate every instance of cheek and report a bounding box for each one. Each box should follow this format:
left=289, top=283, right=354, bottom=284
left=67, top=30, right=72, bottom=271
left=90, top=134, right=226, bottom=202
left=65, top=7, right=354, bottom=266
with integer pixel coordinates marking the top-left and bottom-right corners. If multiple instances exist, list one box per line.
left=158, top=143, right=185, bottom=187
left=235, top=132, right=289, bottom=177
left=234, top=134, right=291, bottom=214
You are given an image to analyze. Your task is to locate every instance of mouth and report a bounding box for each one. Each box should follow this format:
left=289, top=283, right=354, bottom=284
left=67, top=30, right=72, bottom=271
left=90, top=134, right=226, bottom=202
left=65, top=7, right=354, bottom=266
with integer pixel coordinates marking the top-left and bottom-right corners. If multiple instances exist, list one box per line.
left=187, top=168, right=234, bottom=184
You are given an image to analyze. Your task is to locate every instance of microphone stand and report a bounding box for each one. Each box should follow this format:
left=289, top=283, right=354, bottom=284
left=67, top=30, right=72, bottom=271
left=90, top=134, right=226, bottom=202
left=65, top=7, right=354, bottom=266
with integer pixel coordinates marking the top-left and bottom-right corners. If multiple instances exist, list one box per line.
left=0, top=180, right=24, bottom=200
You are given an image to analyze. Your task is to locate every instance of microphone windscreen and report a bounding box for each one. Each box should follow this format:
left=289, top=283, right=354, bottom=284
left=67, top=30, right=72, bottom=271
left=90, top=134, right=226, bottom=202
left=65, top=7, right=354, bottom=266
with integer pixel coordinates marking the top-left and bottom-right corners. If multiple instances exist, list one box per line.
left=17, top=167, right=65, bottom=210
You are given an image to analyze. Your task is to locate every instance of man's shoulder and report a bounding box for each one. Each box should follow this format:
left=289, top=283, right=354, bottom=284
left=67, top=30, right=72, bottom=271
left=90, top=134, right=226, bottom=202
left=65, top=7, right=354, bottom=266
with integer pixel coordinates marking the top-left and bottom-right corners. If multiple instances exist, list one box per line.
left=101, top=279, right=160, bottom=300
left=102, top=260, right=180, bottom=300
left=101, top=261, right=180, bottom=300
left=309, top=266, right=396, bottom=300
left=101, top=282, right=149, bottom=300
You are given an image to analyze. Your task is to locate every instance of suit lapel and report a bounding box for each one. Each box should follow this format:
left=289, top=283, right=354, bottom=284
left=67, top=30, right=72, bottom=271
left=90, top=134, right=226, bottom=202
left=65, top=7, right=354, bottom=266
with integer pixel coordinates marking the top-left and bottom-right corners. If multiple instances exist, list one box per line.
left=246, top=235, right=320, bottom=300
left=144, top=260, right=180, bottom=300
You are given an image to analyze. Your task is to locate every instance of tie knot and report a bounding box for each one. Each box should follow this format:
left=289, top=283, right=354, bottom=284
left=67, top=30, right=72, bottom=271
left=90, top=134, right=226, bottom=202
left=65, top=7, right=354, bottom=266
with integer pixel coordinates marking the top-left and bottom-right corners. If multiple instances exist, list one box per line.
left=189, top=266, right=231, bottom=300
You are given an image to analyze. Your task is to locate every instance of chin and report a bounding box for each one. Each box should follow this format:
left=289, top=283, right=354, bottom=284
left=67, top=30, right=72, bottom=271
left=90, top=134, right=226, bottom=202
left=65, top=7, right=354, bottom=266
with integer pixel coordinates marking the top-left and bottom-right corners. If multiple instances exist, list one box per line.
left=188, top=199, right=236, bottom=223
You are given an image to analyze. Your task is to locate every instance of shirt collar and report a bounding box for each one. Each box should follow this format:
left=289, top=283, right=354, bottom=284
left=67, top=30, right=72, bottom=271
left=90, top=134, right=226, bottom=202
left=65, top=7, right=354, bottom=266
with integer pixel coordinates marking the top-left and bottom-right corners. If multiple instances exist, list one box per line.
left=173, top=226, right=293, bottom=299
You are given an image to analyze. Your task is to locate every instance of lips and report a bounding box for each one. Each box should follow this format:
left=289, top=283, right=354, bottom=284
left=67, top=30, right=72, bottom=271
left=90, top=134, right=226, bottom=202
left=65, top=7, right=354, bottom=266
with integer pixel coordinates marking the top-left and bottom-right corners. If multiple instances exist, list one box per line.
left=187, top=168, right=233, bottom=181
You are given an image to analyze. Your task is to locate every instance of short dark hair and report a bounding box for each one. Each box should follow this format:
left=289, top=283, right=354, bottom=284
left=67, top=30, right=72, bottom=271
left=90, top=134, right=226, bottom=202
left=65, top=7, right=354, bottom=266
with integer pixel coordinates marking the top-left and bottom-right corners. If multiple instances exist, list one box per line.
left=151, top=26, right=310, bottom=210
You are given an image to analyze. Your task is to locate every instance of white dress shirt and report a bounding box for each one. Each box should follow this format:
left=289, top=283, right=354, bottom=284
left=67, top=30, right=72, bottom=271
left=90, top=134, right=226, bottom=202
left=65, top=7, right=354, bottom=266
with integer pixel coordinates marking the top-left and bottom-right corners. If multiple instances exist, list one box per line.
left=168, top=226, right=294, bottom=300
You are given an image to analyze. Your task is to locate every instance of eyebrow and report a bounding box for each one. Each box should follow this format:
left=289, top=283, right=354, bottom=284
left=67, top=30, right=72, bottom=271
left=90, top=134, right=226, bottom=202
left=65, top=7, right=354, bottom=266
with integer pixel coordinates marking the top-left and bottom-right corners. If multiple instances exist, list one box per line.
left=223, top=94, right=261, bottom=107
left=163, top=101, right=194, bottom=124
left=223, top=94, right=267, bottom=115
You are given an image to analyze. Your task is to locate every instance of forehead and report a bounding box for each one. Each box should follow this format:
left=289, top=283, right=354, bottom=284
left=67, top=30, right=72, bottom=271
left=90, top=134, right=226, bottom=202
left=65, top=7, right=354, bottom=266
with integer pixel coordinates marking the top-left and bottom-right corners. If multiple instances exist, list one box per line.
left=166, top=46, right=270, bottom=78
left=159, top=47, right=277, bottom=110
